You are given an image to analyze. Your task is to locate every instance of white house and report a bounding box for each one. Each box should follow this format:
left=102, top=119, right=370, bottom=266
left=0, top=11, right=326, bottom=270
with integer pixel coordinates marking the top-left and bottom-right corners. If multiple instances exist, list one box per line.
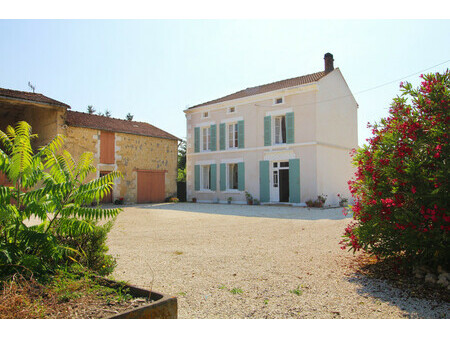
left=184, top=53, right=358, bottom=206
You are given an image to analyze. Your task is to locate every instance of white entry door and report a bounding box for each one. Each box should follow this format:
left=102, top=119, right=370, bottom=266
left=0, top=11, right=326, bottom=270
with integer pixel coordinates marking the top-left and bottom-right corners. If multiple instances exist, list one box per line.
left=269, top=161, right=290, bottom=202
left=270, top=162, right=279, bottom=202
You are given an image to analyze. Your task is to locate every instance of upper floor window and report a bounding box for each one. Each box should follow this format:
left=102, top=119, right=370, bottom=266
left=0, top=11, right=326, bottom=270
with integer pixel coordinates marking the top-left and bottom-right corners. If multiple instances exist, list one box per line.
left=228, top=163, right=239, bottom=190
left=274, top=115, right=286, bottom=144
left=202, top=112, right=209, bottom=119
left=201, top=165, right=211, bottom=190
left=274, top=97, right=284, bottom=105
left=228, top=123, right=238, bottom=149
left=202, top=126, right=211, bottom=151
left=228, top=107, right=235, bottom=114
left=100, top=131, right=115, bottom=164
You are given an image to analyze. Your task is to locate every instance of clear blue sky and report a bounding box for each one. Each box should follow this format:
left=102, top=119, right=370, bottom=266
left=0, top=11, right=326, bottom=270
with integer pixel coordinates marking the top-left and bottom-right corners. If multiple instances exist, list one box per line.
left=1, top=20, right=449, bottom=146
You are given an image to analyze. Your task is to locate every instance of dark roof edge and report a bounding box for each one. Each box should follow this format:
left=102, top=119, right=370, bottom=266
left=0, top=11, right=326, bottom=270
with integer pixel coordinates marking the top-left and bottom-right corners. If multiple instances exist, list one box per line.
left=0, top=94, right=71, bottom=109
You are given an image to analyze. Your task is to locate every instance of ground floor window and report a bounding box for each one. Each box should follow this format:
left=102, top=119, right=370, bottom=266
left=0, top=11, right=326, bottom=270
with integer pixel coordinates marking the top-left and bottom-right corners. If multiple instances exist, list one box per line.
left=228, top=163, right=238, bottom=190
left=201, top=165, right=211, bottom=190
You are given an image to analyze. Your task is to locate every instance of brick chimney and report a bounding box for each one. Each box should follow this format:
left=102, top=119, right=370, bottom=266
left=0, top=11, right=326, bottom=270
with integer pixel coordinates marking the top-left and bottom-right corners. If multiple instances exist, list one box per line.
left=324, top=53, right=334, bottom=74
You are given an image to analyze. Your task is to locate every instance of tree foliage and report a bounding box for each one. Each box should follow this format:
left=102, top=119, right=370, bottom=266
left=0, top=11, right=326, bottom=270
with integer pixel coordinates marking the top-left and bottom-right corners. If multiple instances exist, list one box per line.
left=177, top=140, right=186, bottom=182
left=87, top=105, right=96, bottom=114
left=0, top=122, right=122, bottom=277
left=341, top=71, right=449, bottom=268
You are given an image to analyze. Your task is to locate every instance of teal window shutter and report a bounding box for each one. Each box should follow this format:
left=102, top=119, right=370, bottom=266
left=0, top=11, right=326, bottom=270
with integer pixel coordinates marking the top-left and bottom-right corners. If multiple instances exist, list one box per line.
left=220, top=163, right=226, bottom=191
left=194, top=165, right=200, bottom=191
left=210, top=164, right=217, bottom=191
left=289, top=159, right=300, bottom=203
left=219, top=123, right=226, bottom=150
left=259, top=161, right=270, bottom=202
left=286, top=112, right=295, bottom=144
left=238, top=120, right=245, bottom=149
left=264, top=116, right=271, bottom=146
left=238, top=162, right=245, bottom=191
left=194, top=127, right=200, bottom=153
left=210, top=124, right=217, bottom=151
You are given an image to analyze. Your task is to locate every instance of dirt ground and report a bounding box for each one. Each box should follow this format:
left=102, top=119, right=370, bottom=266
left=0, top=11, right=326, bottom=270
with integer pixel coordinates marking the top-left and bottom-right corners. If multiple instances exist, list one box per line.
left=107, top=203, right=449, bottom=319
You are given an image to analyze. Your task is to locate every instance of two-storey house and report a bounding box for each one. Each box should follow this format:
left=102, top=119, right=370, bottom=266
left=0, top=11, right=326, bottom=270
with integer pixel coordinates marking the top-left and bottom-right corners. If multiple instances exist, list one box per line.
left=184, top=53, right=358, bottom=206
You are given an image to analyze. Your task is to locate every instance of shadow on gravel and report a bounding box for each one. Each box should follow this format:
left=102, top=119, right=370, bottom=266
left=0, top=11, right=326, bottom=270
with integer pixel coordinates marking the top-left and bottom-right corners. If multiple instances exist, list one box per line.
left=127, top=202, right=352, bottom=221
left=347, top=274, right=449, bottom=318
left=345, top=256, right=450, bottom=319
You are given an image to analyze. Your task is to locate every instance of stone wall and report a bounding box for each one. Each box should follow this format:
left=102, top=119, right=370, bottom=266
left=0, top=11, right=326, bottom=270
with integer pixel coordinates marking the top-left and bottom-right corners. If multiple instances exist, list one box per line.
left=64, top=125, right=178, bottom=204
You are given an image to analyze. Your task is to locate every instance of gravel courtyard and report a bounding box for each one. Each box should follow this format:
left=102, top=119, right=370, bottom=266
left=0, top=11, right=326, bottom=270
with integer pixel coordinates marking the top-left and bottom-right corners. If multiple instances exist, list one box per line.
left=107, top=203, right=449, bottom=319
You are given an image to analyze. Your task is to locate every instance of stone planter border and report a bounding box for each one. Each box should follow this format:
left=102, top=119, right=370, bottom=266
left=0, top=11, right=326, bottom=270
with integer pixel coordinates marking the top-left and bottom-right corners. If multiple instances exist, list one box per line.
left=97, top=278, right=178, bottom=319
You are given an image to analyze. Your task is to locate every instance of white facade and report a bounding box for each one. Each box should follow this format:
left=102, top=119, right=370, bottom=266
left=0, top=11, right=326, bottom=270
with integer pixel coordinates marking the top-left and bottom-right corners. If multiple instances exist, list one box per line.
left=184, top=63, right=358, bottom=206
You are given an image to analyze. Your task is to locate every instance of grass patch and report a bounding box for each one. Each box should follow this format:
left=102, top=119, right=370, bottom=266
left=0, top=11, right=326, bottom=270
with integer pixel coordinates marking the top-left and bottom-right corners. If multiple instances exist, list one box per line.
left=289, top=285, right=303, bottom=296
left=230, top=288, right=243, bottom=294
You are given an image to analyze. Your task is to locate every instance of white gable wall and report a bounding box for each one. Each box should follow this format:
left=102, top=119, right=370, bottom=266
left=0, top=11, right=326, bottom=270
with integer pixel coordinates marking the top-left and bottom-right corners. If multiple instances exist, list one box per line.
left=315, top=69, right=358, bottom=205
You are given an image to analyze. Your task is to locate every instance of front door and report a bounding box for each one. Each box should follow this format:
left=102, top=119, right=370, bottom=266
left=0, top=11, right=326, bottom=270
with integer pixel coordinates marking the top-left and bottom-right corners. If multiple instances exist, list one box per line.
left=269, top=161, right=290, bottom=202
left=279, top=169, right=289, bottom=202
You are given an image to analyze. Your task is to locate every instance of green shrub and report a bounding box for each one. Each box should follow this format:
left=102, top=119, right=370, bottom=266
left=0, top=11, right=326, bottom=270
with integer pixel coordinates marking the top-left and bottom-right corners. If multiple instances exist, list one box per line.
left=58, top=220, right=117, bottom=276
left=0, top=122, right=122, bottom=278
left=341, top=71, right=449, bottom=269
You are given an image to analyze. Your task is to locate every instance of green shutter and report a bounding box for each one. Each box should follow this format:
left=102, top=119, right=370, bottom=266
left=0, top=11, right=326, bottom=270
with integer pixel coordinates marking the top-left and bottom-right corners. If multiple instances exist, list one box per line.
left=194, top=127, right=200, bottom=153
left=238, top=162, right=245, bottom=191
left=289, top=159, right=300, bottom=203
left=219, top=123, right=226, bottom=150
left=210, top=164, right=217, bottom=191
left=210, top=124, right=217, bottom=151
left=194, top=165, right=200, bottom=191
left=264, top=116, right=271, bottom=146
left=286, top=112, right=294, bottom=144
left=220, top=163, right=226, bottom=191
left=259, top=161, right=270, bottom=202
left=238, top=120, right=244, bottom=149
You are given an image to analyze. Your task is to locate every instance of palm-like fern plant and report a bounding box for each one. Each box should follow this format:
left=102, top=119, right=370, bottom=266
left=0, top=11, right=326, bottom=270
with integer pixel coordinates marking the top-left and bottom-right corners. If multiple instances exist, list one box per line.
left=0, top=121, right=122, bottom=276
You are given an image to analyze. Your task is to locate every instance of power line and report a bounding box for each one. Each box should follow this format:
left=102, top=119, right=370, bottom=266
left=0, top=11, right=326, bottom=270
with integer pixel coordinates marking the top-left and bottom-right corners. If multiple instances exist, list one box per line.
left=355, top=59, right=450, bottom=95
left=254, top=59, right=450, bottom=108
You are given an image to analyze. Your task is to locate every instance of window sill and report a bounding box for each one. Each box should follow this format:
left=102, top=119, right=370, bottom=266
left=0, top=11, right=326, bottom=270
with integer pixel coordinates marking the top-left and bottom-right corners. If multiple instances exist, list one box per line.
left=223, top=190, right=242, bottom=194
left=198, top=190, right=215, bottom=193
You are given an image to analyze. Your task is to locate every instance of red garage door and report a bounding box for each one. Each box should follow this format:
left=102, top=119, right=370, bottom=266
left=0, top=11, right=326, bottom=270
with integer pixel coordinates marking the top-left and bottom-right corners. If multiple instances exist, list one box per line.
left=137, top=170, right=166, bottom=203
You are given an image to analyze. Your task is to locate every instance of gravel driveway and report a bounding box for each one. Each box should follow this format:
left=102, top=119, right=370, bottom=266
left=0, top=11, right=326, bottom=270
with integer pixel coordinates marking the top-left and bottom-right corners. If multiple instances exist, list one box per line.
left=107, top=203, right=449, bottom=319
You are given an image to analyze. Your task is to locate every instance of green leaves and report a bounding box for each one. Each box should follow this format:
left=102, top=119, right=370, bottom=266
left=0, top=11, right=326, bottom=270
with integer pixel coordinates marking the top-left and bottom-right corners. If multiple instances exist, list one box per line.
left=343, top=71, right=449, bottom=268
left=0, top=121, right=122, bottom=277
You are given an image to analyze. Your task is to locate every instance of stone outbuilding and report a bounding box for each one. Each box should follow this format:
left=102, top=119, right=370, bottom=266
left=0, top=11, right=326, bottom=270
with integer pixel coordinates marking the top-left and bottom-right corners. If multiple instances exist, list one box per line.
left=0, top=87, right=179, bottom=204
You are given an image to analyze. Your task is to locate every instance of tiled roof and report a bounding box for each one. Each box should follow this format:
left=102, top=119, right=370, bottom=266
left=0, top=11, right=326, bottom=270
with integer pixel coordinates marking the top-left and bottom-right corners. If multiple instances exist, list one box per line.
left=188, top=71, right=327, bottom=109
left=65, top=110, right=179, bottom=141
left=0, top=87, right=71, bottom=108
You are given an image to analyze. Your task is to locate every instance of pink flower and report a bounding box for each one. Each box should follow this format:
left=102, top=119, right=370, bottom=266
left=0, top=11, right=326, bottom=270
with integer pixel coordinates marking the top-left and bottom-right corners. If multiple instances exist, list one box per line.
left=411, top=186, right=417, bottom=194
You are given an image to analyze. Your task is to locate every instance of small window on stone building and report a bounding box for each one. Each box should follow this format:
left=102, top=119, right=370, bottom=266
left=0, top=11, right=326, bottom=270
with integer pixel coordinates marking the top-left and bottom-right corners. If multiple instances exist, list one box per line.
left=100, top=131, right=115, bottom=164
